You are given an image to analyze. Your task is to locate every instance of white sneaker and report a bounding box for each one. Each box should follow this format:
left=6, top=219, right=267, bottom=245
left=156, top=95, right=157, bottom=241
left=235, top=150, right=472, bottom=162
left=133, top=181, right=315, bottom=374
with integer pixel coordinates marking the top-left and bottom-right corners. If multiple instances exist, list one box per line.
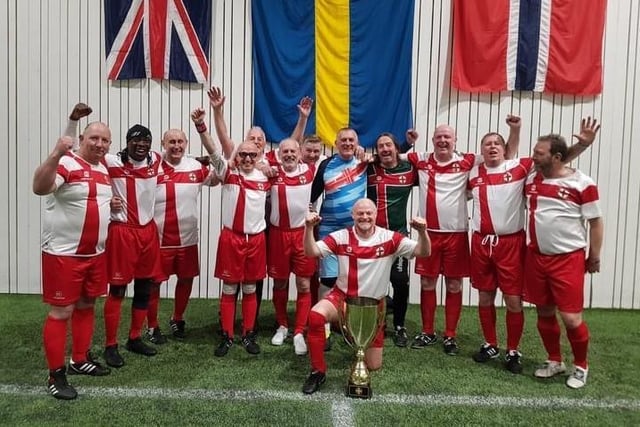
left=566, top=366, right=588, bottom=389
left=534, top=360, right=567, bottom=378
left=271, top=326, right=289, bottom=346
left=293, top=333, right=307, bottom=355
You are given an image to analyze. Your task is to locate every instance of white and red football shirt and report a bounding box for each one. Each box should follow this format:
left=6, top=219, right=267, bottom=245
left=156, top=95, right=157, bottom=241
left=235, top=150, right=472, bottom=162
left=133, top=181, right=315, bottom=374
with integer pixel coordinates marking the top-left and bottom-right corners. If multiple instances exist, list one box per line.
left=42, top=152, right=112, bottom=256
left=269, top=163, right=315, bottom=229
left=316, top=226, right=417, bottom=299
left=104, top=151, right=162, bottom=226
left=468, top=158, right=534, bottom=235
left=212, top=153, right=271, bottom=234
left=525, top=169, right=601, bottom=255
left=154, top=157, right=212, bottom=248
left=407, top=151, right=481, bottom=232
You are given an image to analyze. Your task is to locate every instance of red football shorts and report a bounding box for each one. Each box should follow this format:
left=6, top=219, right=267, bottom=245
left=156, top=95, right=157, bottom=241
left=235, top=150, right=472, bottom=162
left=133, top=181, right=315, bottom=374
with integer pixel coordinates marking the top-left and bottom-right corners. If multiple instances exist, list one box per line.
left=158, top=245, right=200, bottom=281
left=214, top=228, right=266, bottom=283
left=415, top=231, right=470, bottom=278
left=523, top=248, right=586, bottom=313
left=42, top=252, right=108, bottom=305
left=106, top=221, right=164, bottom=285
left=267, top=226, right=317, bottom=280
left=470, top=231, right=525, bottom=296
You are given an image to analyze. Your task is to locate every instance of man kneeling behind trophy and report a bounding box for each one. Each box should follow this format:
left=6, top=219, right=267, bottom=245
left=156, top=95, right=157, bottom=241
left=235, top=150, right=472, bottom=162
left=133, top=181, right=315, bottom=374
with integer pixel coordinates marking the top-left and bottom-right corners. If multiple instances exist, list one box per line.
left=301, top=198, right=431, bottom=396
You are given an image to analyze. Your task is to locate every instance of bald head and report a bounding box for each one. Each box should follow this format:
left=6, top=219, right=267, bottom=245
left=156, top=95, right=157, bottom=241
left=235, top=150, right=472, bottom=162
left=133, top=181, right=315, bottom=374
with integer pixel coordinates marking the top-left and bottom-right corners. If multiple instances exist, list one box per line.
left=161, top=128, right=188, bottom=165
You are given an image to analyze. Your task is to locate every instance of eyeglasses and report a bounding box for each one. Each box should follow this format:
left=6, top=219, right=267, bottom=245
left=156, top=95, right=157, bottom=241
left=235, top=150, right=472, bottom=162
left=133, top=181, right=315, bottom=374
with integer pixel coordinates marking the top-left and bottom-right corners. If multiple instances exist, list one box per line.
left=238, top=152, right=258, bottom=159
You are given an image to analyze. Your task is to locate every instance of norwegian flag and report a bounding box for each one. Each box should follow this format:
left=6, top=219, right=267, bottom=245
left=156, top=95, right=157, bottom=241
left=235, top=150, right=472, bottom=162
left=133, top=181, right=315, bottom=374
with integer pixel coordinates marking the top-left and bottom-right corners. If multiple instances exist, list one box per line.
left=104, top=0, right=211, bottom=83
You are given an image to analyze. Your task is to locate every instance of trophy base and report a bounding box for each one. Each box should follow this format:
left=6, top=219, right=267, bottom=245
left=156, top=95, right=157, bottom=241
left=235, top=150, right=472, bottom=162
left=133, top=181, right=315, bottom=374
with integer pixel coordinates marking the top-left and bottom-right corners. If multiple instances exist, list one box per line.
left=346, top=383, right=372, bottom=399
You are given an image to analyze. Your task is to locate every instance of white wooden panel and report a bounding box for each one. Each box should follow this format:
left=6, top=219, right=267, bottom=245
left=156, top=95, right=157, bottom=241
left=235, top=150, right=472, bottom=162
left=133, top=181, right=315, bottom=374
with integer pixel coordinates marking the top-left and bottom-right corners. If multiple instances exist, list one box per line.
left=0, top=1, right=11, bottom=292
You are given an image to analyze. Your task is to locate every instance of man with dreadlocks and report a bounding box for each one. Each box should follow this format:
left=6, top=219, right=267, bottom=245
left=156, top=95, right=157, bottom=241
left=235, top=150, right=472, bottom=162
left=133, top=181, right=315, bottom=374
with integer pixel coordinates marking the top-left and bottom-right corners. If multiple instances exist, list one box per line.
left=101, top=124, right=165, bottom=368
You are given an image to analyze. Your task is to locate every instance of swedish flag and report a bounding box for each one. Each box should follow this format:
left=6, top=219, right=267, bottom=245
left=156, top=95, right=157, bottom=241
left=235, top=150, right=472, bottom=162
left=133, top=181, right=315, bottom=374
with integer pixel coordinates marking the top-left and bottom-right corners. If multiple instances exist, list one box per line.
left=252, top=0, right=414, bottom=148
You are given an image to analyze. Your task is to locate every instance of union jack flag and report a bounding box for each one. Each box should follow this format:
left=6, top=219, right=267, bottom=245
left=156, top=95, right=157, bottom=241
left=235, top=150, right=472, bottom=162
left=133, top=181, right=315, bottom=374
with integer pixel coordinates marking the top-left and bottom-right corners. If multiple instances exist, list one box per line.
left=104, top=0, right=211, bottom=83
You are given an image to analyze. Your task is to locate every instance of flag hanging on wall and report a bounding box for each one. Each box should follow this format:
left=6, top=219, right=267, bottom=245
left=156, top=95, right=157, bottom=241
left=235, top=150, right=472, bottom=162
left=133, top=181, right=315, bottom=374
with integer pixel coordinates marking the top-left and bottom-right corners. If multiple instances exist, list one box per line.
left=252, top=0, right=414, bottom=148
left=452, top=0, right=606, bottom=95
left=104, top=0, right=211, bottom=83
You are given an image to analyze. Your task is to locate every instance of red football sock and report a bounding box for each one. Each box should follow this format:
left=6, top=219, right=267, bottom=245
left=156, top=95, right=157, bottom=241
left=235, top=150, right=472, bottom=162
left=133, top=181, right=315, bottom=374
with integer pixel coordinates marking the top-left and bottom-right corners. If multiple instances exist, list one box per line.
left=420, top=289, right=437, bottom=334
left=536, top=315, right=562, bottom=362
left=478, top=305, right=497, bottom=346
left=146, top=284, right=161, bottom=329
left=103, top=295, right=123, bottom=347
left=294, top=291, right=311, bottom=335
left=220, top=293, right=237, bottom=338
left=241, top=292, right=257, bottom=335
left=129, top=307, right=147, bottom=340
left=71, top=306, right=94, bottom=362
left=43, top=315, right=67, bottom=370
left=444, top=291, right=462, bottom=338
left=307, top=311, right=327, bottom=373
left=172, top=278, right=193, bottom=321
left=567, top=321, right=590, bottom=369
left=272, top=288, right=289, bottom=328
left=505, top=310, right=524, bottom=352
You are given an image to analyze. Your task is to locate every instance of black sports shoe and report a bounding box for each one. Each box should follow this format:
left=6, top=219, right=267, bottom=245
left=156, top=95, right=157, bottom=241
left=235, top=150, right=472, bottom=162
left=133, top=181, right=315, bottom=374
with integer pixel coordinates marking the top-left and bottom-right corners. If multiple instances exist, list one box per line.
left=104, top=345, right=125, bottom=368
left=505, top=350, right=523, bottom=374
left=126, top=337, right=158, bottom=356
left=69, top=351, right=111, bottom=376
left=169, top=319, right=186, bottom=339
left=302, top=371, right=326, bottom=395
left=411, top=332, right=437, bottom=349
left=47, top=367, right=77, bottom=400
left=146, top=327, right=168, bottom=345
left=472, top=343, right=500, bottom=363
left=241, top=332, right=261, bottom=355
left=443, top=336, right=459, bottom=356
left=393, top=327, right=409, bottom=348
left=214, top=334, right=233, bottom=357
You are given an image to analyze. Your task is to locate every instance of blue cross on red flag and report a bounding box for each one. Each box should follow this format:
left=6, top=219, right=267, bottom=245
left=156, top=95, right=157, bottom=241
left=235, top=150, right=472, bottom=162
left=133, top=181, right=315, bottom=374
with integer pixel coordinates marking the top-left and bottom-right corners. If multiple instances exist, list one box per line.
left=104, top=0, right=211, bottom=83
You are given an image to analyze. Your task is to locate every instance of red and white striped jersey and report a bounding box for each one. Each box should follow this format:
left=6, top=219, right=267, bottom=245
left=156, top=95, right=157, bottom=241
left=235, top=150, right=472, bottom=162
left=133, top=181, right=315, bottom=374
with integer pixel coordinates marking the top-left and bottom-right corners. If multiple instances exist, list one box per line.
left=104, top=151, right=162, bottom=226
left=408, top=151, right=481, bottom=232
left=42, top=152, right=112, bottom=256
left=269, top=163, right=316, bottom=229
left=525, top=169, right=601, bottom=255
left=468, top=158, right=534, bottom=235
left=213, top=156, right=271, bottom=234
left=154, top=157, right=212, bottom=248
left=316, top=226, right=417, bottom=299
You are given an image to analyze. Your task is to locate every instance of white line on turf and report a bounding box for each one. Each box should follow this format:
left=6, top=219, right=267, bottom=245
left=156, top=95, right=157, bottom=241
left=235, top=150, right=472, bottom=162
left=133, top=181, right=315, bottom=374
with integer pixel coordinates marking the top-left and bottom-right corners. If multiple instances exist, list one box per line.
left=1, top=384, right=639, bottom=410
left=331, top=400, right=354, bottom=427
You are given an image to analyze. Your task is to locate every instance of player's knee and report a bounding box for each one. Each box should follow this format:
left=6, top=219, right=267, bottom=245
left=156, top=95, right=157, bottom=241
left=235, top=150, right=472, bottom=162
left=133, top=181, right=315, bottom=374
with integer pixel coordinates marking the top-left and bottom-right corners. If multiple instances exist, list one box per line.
left=49, top=304, right=74, bottom=320
left=109, top=285, right=127, bottom=299
left=222, top=284, right=237, bottom=295
left=132, top=278, right=152, bottom=309
left=242, top=283, right=256, bottom=295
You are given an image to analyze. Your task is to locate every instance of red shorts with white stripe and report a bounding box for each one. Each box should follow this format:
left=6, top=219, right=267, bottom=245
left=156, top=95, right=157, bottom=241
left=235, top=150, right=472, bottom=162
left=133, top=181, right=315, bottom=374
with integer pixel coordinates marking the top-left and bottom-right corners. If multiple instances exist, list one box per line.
left=415, top=231, right=470, bottom=278
left=267, top=226, right=317, bottom=280
left=158, top=245, right=200, bottom=281
left=214, top=228, right=266, bottom=283
left=523, top=248, right=586, bottom=313
left=470, top=231, right=525, bottom=295
left=42, top=252, right=108, bottom=305
left=324, top=287, right=385, bottom=349
left=106, top=221, right=164, bottom=285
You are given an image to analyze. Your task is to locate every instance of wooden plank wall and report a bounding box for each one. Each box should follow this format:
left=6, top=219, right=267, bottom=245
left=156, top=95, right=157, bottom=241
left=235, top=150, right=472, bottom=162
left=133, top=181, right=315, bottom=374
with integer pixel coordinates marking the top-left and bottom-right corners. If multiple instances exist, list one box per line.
left=0, top=0, right=638, bottom=309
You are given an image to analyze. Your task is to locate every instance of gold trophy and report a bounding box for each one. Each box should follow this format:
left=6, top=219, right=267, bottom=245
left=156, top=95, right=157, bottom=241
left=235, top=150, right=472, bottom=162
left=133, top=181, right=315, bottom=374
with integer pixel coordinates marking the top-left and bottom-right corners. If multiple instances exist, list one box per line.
left=340, top=296, right=385, bottom=399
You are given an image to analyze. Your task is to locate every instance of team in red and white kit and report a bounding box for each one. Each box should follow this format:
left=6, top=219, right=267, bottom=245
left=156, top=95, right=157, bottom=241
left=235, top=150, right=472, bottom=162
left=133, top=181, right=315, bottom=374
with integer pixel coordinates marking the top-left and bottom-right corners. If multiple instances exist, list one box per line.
left=266, top=138, right=317, bottom=355
left=145, top=108, right=218, bottom=344
left=36, top=99, right=605, bottom=398
left=34, top=106, right=113, bottom=400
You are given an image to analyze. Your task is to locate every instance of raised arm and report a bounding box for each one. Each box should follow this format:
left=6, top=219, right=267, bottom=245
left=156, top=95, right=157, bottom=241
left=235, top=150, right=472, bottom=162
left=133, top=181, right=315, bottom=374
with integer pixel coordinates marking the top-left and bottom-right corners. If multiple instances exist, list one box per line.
left=64, top=103, right=93, bottom=149
left=586, top=217, right=603, bottom=273
left=504, top=114, right=521, bottom=159
left=303, top=210, right=323, bottom=257
left=409, top=217, right=431, bottom=258
left=190, top=107, right=217, bottom=155
left=207, top=86, right=235, bottom=159
left=290, top=96, right=313, bottom=143
left=565, top=117, right=600, bottom=163
left=33, top=136, right=73, bottom=195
